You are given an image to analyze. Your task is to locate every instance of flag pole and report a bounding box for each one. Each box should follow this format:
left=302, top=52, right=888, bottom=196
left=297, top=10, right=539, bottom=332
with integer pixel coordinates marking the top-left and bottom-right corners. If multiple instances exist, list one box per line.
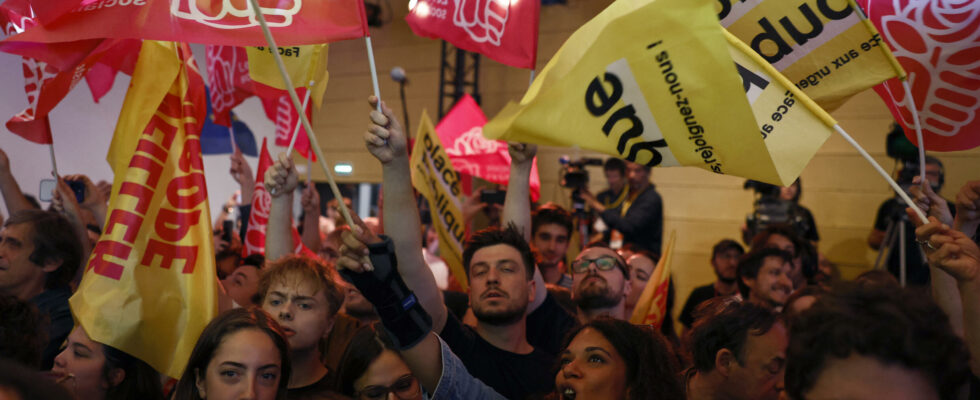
left=901, top=79, right=927, bottom=187
left=247, top=0, right=358, bottom=232
left=833, top=124, right=927, bottom=224
left=228, top=124, right=238, bottom=153
left=286, top=81, right=314, bottom=156
left=364, top=37, right=383, bottom=112
left=48, top=143, right=59, bottom=178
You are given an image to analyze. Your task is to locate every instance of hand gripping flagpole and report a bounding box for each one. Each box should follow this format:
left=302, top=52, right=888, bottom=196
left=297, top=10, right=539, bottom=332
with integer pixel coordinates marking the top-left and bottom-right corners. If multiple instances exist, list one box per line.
left=833, top=124, right=928, bottom=224
left=247, top=0, right=358, bottom=231
left=901, top=79, right=927, bottom=187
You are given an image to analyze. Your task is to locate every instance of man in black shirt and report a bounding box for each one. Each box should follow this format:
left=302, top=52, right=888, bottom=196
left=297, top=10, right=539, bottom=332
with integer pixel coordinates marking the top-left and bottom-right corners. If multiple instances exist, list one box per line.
left=581, top=162, right=664, bottom=254
left=679, top=239, right=744, bottom=329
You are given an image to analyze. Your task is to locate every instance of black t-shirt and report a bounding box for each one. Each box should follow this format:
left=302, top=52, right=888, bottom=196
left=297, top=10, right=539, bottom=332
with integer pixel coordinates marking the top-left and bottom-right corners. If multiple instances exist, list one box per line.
left=797, top=205, right=820, bottom=242
left=873, top=198, right=956, bottom=286
left=286, top=369, right=350, bottom=400
left=32, top=286, right=73, bottom=370
left=439, top=313, right=555, bottom=400
left=526, top=293, right=579, bottom=357
left=678, top=284, right=719, bottom=329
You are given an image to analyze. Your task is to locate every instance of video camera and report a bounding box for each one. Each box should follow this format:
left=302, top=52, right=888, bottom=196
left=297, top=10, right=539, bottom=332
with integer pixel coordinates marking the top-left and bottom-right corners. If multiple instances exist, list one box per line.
left=558, top=156, right=604, bottom=189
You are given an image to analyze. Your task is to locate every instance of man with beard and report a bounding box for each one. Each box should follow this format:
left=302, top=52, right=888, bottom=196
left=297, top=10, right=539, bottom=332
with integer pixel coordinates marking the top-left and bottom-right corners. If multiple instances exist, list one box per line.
left=569, top=244, right=631, bottom=322
left=679, top=239, right=744, bottom=329
left=354, top=97, right=554, bottom=399
left=531, top=204, right=574, bottom=289
left=737, top=248, right=794, bottom=310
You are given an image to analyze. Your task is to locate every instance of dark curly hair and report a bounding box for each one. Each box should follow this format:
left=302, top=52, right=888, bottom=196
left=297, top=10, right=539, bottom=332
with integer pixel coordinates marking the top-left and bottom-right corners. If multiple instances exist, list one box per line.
left=784, top=281, right=971, bottom=400
left=559, top=317, right=684, bottom=400
left=462, top=224, right=536, bottom=280
left=0, top=295, right=46, bottom=368
left=532, top=203, right=573, bottom=239
left=686, top=297, right=780, bottom=373
left=736, top=247, right=792, bottom=298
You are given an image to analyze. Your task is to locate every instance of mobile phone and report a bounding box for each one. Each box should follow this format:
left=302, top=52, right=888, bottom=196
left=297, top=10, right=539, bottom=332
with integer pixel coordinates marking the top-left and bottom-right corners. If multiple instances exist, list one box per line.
left=67, top=180, right=85, bottom=203
left=39, top=179, right=56, bottom=202
left=480, top=190, right=506, bottom=205
left=222, top=219, right=235, bottom=243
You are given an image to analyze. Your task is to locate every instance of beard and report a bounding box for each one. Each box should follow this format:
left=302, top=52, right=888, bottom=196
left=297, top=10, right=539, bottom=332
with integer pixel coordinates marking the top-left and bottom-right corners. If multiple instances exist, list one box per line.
left=472, top=295, right=528, bottom=326
left=575, top=278, right=621, bottom=310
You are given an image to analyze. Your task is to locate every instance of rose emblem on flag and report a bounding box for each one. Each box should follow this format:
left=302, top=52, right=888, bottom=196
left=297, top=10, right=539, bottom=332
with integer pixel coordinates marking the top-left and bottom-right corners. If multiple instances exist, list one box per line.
left=877, top=0, right=980, bottom=139
left=445, top=126, right=504, bottom=156
left=453, top=0, right=509, bottom=46
left=171, top=0, right=302, bottom=29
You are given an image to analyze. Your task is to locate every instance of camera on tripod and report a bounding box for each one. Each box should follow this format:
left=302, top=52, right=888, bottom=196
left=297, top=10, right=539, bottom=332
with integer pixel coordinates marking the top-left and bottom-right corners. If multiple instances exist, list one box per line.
left=558, top=156, right=604, bottom=189
left=743, top=179, right=810, bottom=243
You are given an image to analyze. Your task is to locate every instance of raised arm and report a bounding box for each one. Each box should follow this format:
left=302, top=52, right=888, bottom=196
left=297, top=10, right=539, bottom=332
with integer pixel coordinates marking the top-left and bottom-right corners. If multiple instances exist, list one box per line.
left=50, top=177, right=92, bottom=272
left=0, top=147, right=33, bottom=214
left=300, top=185, right=322, bottom=253
left=263, top=153, right=298, bottom=262
left=500, top=143, right=547, bottom=310
left=909, top=180, right=962, bottom=336
left=364, top=96, right=446, bottom=333
left=954, top=180, right=980, bottom=238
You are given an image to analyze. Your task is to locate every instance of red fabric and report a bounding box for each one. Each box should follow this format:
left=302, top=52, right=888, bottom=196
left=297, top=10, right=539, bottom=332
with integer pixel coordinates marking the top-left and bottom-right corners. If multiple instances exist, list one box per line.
left=84, top=38, right=140, bottom=103
left=3, top=0, right=369, bottom=47
left=243, top=138, right=316, bottom=258
left=406, top=0, right=539, bottom=69
left=858, top=0, right=980, bottom=151
left=205, top=45, right=255, bottom=126
left=260, top=86, right=316, bottom=161
left=436, top=94, right=540, bottom=201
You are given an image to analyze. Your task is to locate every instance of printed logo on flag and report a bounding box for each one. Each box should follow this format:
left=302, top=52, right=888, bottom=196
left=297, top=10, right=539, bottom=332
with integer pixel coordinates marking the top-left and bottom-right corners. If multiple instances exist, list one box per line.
left=170, top=0, right=302, bottom=29
left=206, top=46, right=248, bottom=113
left=454, top=0, right=508, bottom=45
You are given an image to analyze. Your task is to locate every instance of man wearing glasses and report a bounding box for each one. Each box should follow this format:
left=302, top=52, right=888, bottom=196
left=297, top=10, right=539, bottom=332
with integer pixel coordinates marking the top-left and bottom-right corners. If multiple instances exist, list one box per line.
left=569, top=244, right=632, bottom=323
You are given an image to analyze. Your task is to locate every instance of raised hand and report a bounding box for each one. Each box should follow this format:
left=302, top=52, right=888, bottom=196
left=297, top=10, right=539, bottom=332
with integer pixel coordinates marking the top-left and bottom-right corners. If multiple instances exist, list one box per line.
left=913, top=215, right=980, bottom=283
left=507, top=142, right=537, bottom=164
left=336, top=213, right=382, bottom=273
left=264, top=152, right=298, bottom=197
left=954, top=181, right=980, bottom=232
left=364, top=96, right=408, bottom=164
left=301, top=184, right=320, bottom=215
left=910, top=176, right=953, bottom=226
left=229, top=150, right=255, bottom=204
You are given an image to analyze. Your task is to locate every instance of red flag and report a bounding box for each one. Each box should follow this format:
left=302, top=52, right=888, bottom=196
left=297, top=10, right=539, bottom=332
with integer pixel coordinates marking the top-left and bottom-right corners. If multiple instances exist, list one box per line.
left=260, top=88, right=316, bottom=161
left=83, top=38, right=141, bottom=103
left=436, top=94, right=540, bottom=201
left=3, top=0, right=369, bottom=48
left=206, top=45, right=255, bottom=126
left=858, top=0, right=980, bottom=151
left=243, top=138, right=316, bottom=258
left=406, top=0, right=539, bottom=69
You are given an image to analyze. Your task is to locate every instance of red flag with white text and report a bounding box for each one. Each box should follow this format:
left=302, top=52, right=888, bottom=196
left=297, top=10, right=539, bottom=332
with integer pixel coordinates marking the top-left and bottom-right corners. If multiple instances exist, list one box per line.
left=436, top=94, right=540, bottom=201
left=406, top=0, right=539, bottom=69
left=857, top=0, right=980, bottom=151
left=243, top=138, right=316, bottom=258
left=2, top=0, right=369, bottom=47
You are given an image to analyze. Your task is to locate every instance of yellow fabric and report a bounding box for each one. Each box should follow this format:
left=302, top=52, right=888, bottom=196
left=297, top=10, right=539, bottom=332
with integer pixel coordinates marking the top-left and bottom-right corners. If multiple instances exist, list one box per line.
left=630, top=231, right=675, bottom=326
left=410, top=111, right=469, bottom=290
left=482, top=0, right=787, bottom=185
left=73, top=40, right=217, bottom=379
left=719, top=0, right=905, bottom=110
left=247, top=44, right=330, bottom=108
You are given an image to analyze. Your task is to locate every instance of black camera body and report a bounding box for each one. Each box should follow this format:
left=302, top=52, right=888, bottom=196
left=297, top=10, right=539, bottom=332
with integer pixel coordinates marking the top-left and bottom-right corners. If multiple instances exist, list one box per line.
left=559, top=156, right=604, bottom=189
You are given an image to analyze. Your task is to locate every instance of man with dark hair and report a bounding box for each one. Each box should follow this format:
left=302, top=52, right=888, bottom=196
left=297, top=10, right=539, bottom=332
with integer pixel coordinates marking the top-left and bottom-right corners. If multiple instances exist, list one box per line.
left=784, top=282, right=970, bottom=400
left=581, top=161, right=664, bottom=253
left=737, top=248, right=794, bottom=310
left=569, top=243, right=631, bottom=322
left=0, top=294, right=46, bottom=368
left=679, top=239, right=745, bottom=329
left=596, top=157, right=628, bottom=208
left=685, top=297, right=787, bottom=400
left=531, top=203, right=574, bottom=288
left=0, top=210, right=81, bottom=369
left=750, top=225, right=813, bottom=288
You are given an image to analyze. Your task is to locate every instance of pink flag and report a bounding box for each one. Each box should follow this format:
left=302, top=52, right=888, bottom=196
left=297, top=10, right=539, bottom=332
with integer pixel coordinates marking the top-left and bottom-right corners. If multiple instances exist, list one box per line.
left=260, top=88, right=316, bottom=161
left=243, top=138, right=316, bottom=258
left=206, top=45, right=255, bottom=126
left=858, top=0, right=980, bottom=151
left=3, top=0, right=369, bottom=47
left=406, top=0, right=539, bottom=69
left=436, top=94, right=540, bottom=201
left=83, top=38, right=141, bottom=103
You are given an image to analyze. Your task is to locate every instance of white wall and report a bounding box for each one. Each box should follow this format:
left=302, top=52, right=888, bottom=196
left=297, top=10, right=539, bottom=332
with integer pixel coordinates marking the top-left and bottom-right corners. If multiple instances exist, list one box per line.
left=0, top=44, right=279, bottom=220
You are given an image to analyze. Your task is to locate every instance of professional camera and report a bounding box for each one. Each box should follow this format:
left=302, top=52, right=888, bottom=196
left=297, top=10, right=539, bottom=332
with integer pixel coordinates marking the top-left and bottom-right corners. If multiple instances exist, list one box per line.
left=743, top=179, right=811, bottom=243
left=558, top=156, right=604, bottom=189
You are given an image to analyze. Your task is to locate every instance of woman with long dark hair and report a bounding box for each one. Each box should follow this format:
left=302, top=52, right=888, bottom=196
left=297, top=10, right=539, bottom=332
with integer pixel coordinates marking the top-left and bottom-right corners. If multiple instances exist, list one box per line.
left=49, top=326, right=164, bottom=400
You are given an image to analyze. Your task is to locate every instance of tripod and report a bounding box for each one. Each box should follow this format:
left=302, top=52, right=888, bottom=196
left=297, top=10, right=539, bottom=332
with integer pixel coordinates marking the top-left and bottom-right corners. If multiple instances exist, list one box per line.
left=872, top=200, right=925, bottom=287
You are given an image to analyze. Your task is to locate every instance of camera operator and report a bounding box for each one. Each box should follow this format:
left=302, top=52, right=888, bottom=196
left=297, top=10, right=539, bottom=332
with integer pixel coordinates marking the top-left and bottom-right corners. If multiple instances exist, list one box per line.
left=868, top=156, right=951, bottom=286
left=596, top=158, right=628, bottom=209
left=742, top=180, right=816, bottom=246
left=580, top=161, right=663, bottom=254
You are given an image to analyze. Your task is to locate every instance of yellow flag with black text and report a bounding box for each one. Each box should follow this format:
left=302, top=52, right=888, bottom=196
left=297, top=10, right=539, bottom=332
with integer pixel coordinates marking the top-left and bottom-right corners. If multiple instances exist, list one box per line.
left=71, top=41, right=217, bottom=379
left=483, top=0, right=830, bottom=186
left=719, top=0, right=904, bottom=110
left=410, top=111, right=468, bottom=290
left=247, top=44, right=330, bottom=108
left=630, top=231, right=674, bottom=327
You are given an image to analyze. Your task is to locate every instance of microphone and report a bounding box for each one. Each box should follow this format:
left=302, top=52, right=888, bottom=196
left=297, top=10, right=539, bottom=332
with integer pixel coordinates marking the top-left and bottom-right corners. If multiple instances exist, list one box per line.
left=390, top=66, right=407, bottom=83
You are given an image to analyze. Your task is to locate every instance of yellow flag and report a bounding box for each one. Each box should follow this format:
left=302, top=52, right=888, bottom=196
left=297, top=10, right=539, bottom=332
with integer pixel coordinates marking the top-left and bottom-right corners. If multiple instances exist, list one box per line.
left=72, top=41, right=217, bottom=379
left=630, top=231, right=675, bottom=327
left=724, top=29, right=836, bottom=185
left=247, top=44, right=330, bottom=108
left=719, top=0, right=905, bottom=110
left=410, top=111, right=468, bottom=290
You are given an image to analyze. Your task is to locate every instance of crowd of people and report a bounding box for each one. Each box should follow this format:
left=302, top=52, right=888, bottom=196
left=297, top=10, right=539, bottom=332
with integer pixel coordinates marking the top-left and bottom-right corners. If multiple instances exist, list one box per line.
left=0, top=95, right=978, bottom=400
